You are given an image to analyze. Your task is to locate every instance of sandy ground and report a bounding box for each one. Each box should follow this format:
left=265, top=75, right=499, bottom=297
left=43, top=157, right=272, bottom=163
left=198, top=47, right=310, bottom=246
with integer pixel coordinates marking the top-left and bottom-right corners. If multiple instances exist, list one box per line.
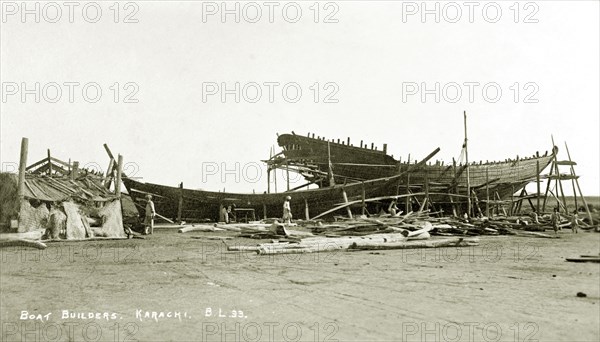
left=1, top=228, right=599, bottom=342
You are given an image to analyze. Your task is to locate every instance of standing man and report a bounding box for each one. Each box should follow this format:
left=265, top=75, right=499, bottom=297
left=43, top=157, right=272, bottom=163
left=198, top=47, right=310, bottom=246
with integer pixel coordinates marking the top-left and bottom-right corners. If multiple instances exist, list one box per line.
left=571, top=210, right=580, bottom=234
left=221, top=205, right=229, bottom=224
left=283, top=196, right=292, bottom=224
left=551, top=207, right=561, bottom=235
left=144, top=194, right=156, bottom=235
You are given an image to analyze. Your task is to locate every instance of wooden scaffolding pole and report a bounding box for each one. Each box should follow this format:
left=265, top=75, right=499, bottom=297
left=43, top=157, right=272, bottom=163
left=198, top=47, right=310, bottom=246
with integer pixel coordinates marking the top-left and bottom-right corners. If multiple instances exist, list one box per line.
left=464, top=111, right=471, bottom=217
left=361, top=182, right=366, bottom=216
left=536, top=160, right=540, bottom=213
left=47, top=149, right=52, bottom=176
left=304, top=198, right=310, bottom=220
left=17, top=138, right=29, bottom=201
left=405, top=155, right=411, bottom=213
left=286, top=160, right=290, bottom=191
left=565, top=142, right=593, bottom=223
left=485, top=167, right=490, bottom=217
left=115, top=155, right=123, bottom=196
left=177, top=182, right=184, bottom=223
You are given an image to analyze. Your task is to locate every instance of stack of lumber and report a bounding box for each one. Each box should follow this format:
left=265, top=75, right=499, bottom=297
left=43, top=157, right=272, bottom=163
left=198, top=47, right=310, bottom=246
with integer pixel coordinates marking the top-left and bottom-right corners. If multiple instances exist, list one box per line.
left=224, top=218, right=482, bottom=255
left=221, top=210, right=592, bottom=255
left=296, top=211, right=581, bottom=239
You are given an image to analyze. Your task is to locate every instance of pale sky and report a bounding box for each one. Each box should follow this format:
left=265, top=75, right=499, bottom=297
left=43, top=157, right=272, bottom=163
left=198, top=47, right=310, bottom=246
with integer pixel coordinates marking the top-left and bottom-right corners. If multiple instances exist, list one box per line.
left=1, top=0, right=598, bottom=196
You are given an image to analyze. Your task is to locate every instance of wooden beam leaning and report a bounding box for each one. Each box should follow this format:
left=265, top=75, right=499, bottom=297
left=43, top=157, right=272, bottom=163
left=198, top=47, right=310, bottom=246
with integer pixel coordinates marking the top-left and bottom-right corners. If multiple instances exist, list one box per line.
left=342, top=187, right=353, bottom=219
left=104, top=158, right=115, bottom=188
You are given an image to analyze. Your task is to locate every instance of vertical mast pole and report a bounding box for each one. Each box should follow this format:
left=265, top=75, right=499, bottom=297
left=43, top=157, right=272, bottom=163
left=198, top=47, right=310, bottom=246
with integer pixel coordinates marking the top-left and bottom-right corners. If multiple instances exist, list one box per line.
left=464, top=111, right=471, bottom=217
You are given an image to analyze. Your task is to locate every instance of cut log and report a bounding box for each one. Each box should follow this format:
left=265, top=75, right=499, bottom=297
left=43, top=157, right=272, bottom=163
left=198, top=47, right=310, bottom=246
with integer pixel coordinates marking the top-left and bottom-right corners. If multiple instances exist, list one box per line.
left=0, top=239, right=47, bottom=249
left=178, top=225, right=220, bottom=233
left=349, top=237, right=479, bottom=250
left=566, top=257, right=600, bottom=263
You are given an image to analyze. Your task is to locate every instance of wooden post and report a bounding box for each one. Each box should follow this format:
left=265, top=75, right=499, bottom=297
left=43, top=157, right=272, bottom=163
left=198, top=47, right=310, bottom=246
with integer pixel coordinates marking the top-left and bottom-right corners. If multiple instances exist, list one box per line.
left=361, top=182, right=366, bottom=216
left=424, top=168, right=430, bottom=210
left=263, top=203, right=267, bottom=220
left=273, top=166, right=277, bottom=193
left=342, top=188, right=353, bottom=219
left=47, top=149, right=52, bottom=176
left=286, top=160, right=290, bottom=191
left=395, top=161, right=401, bottom=196
left=71, top=161, right=79, bottom=181
left=115, top=155, right=123, bottom=196
left=327, top=141, right=335, bottom=186
left=485, top=167, right=490, bottom=217
left=536, top=160, right=540, bottom=213
left=17, top=137, right=29, bottom=201
left=304, top=198, right=310, bottom=220
left=509, top=184, right=514, bottom=216
left=451, top=157, right=459, bottom=216
left=472, top=190, right=483, bottom=217
left=177, top=182, right=184, bottom=223
left=464, top=111, right=471, bottom=217
left=563, top=142, right=578, bottom=210
left=496, top=191, right=507, bottom=216
left=565, top=142, right=593, bottom=223
left=267, top=168, right=271, bottom=194
left=405, top=155, right=411, bottom=213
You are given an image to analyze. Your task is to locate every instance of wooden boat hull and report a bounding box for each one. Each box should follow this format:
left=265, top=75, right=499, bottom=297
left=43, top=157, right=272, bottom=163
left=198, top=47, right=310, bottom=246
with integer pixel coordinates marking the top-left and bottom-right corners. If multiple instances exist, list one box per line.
left=122, top=176, right=400, bottom=222
left=277, top=133, right=555, bottom=193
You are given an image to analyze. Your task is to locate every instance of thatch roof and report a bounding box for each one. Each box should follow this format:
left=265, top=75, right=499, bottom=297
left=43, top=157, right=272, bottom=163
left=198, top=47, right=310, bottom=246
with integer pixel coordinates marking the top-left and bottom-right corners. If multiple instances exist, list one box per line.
left=23, top=175, right=117, bottom=202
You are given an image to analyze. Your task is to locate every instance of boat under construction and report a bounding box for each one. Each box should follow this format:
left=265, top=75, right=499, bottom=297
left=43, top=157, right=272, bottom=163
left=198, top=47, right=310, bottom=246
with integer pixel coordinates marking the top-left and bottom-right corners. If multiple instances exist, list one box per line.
left=123, top=128, right=557, bottom=222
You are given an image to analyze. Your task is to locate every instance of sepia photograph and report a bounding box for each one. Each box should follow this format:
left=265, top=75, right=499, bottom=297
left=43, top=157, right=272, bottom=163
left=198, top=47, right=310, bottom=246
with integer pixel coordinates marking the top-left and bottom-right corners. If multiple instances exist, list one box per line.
left=1, top=1, right=599, bottom=341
